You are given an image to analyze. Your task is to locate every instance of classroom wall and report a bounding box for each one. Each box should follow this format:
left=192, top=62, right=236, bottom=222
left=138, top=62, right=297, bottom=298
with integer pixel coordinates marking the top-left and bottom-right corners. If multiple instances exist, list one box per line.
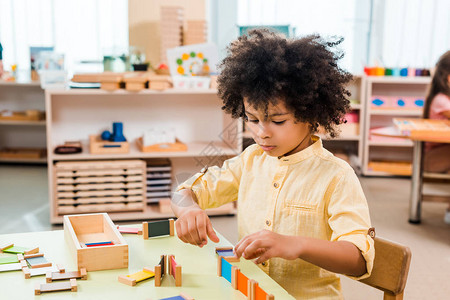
left=128, top=0, right=206, bottom=67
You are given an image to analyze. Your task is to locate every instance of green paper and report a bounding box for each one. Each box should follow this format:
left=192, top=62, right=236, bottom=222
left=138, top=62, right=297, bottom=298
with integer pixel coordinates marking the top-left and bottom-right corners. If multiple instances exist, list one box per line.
left=2, top=246, right=28, bottom=254
left=0, top=256, right=19, bottom=265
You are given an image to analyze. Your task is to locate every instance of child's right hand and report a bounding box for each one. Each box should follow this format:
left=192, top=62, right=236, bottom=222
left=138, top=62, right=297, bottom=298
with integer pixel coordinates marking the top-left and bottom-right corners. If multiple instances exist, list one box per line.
left=175, top=206, right=220, bottom=247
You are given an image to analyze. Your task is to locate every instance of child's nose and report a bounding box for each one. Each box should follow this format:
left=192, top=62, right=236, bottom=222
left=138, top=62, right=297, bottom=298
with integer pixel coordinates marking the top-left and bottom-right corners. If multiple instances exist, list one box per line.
left=257, top=124, right=271, bottom=139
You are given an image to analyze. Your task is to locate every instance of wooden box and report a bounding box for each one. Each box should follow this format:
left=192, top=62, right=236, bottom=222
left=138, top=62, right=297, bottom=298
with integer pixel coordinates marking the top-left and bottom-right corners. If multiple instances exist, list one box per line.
left=136, top=137, right=187, bottom=152
left=89, top=135, right=129, bottom=154
left=63, top=213, right=128, bottom=271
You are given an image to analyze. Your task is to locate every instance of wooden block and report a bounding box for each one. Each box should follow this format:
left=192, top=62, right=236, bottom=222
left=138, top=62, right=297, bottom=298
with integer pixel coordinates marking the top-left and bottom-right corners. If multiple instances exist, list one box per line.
left=231, top=266, right=238, bottom=289
left=215, top=247, right=240, bottom=262
left=143, top=219, right=174, bottom=239
left=35, top=278, right=77, bottom=295
left=89, top=135, right=129, bottom=154
left=169, top=219, right=174, bottom=236
left=23, top=265, right=58, bottom=279
left=101, top=81, right=121, bottom=91
left=118, top=274, right=136, bottom=286
left=47, top=268, right=88, bottom=283
left=0, top=262, right=22, bottom=272
left=26, top=255, right=52, bottom=269
left=154, top=265, right=162, bottom=287
left=0, top=243, right=14, bottom=252
left=117, top=226, right=142, bottom=235
left=217, top=255, right=222, bottom=276
left=266, top=294, right=275, bottom=300
left=175, top=265, right=182, bottom=286
left=24, top=247, right=39, bottom=255
left=2, top=245, right=36, bottom=254
left=137, top=137, right=187, bottom=152
left=63, top=213, right=129, bottom=271
left=180, top=292, right=194, bottom=300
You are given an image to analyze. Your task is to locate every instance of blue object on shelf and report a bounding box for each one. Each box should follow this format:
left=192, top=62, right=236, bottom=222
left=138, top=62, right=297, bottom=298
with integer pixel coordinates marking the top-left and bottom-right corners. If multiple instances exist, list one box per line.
left=101, top=130, right=111, bottom=141
left=110, top=122, right=127, bottom=142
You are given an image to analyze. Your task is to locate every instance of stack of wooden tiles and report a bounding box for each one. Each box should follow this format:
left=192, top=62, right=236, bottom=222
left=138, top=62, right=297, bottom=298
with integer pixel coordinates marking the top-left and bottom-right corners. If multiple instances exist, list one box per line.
left=160, top=6, right=184, bottom=64
left=54, top=160, right=146, bottom=215
left=145, top=159, right=172, bottom=205
left=184, top=20, right=207, bottom=45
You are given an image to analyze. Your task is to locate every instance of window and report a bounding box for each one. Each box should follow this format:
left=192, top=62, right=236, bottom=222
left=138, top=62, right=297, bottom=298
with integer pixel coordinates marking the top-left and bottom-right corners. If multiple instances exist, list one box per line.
left=0, top=0, right=128, bottom=74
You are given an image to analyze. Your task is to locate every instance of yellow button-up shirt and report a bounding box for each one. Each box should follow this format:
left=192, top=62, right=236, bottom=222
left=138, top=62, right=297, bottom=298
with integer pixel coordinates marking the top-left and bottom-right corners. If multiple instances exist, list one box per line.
left=177, top=137, right=374, bottom=299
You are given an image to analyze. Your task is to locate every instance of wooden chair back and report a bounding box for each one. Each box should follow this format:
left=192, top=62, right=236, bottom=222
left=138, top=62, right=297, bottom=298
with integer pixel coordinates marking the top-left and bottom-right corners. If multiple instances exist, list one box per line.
left=360, top=237, right=412, bottom=300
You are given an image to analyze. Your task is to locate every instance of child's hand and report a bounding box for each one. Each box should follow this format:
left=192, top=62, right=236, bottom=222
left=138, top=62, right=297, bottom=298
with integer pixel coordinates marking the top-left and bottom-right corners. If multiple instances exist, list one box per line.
left=175, top=207, right=220, bottom=247
left=234, top=230, right=301, bottom=264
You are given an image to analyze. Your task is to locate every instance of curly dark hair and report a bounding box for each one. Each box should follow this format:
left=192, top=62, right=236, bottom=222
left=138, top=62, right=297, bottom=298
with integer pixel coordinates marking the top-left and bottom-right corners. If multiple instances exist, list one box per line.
left=217, top=28, right=352, bottom=137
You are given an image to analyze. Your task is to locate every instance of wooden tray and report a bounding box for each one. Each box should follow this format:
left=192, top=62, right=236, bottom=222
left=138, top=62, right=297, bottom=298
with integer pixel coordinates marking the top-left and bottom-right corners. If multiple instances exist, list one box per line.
left=89, top=135, right=129, bottom=154
left=136, top=137, right=187, bottom=152
left=0, top=148, right=46, bottom=159
left=0, top=110, right=45, bottom=121
left=63, top=213, right=128, bottom=271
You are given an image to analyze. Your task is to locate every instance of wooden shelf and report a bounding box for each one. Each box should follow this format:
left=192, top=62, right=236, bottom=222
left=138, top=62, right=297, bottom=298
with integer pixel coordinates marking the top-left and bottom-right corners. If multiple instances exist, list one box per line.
left=0, top=120, right=46, bottom=126
left=320, top=134, right=360, bottom=141
left=48, top=88, right=218, bottom=96
left=370, top=109, right=422, bottom=116
left=0, top=157, right=47, bottom=164
left=367, top=76, right=431, bottom=84
left=350, top=103, right=362, bottom=110
left=368, top=140, right=413, bottom=147
left=50, top=203, right=236, bottom=224
left=0, top=80, right=41, bottom=87
left=50, top=140, right=238, bottom=161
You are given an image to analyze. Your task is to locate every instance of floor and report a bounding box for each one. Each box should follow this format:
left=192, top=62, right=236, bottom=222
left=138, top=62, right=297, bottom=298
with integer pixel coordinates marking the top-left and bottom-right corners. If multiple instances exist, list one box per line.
left=1, top=164, right=449, bottom=299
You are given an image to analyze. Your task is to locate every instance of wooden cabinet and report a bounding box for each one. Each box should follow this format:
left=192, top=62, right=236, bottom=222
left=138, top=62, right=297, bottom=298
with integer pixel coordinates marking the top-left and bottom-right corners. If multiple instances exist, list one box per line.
left=362, top=76, right=430, bottom=176
left=46, top=89, right=241, bottom=223
left=321, top=75, right=366, bottom=172
left=0, top=81, right=46, bottom=163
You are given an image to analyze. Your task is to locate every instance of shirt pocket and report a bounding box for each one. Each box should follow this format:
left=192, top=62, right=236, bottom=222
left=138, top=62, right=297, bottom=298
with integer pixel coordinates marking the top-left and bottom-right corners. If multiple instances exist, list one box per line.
left=284, top=199, right=318, bottom=213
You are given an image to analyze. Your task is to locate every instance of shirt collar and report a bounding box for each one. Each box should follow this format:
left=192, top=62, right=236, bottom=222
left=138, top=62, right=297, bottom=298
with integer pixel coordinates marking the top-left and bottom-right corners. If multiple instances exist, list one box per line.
left=275, top=135, right=323, bottom=165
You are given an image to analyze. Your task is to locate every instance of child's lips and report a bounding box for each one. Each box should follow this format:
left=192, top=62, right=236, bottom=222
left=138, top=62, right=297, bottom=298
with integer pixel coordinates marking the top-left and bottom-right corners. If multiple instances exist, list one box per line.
left=260, top=145, right=276, bottom=151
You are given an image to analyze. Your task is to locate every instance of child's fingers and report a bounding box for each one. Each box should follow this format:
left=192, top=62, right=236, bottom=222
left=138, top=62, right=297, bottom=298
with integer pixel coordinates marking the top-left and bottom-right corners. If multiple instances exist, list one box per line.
left=195, top=214, right=208, bottom=246
left=175, top=219, right=189, bottom=244
left=241, top=239, right=266, bottom=259
left=254, top=248, right=273, bottom=264
left=234, top=236, right=255, bottom=258
left=187, top=217, right=202, bottom=245
left=206, top=219, right=220, bottom=243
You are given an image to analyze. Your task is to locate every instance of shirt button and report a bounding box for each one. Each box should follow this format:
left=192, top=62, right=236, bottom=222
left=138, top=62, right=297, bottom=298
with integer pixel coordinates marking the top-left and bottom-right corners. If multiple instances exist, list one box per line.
left=261, top=262, right=267, bottom=266
left=273, top=182, right=279, bottom=188
left=265, top=220, right=271, bottom=226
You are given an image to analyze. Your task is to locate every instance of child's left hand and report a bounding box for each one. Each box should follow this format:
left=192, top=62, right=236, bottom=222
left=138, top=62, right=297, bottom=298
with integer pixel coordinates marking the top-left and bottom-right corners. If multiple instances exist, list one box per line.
left=234, top=230, right=301, bottom=264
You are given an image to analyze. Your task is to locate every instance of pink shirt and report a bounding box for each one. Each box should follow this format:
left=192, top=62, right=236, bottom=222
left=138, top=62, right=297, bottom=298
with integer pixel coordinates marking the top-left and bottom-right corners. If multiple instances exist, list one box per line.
left=426, top=93, right=450, bottom=151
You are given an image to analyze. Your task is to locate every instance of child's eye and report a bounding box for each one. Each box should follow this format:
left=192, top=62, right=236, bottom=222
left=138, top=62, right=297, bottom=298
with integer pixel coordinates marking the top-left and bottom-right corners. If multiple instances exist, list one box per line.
left=248, top=119, right=259, bottom=123
left=272, top=120, right=286, bottom=125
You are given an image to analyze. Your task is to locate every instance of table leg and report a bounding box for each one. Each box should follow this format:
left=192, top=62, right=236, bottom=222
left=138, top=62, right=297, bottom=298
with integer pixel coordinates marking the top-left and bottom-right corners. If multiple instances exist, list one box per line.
left=409, top=140, right=423, bottom=224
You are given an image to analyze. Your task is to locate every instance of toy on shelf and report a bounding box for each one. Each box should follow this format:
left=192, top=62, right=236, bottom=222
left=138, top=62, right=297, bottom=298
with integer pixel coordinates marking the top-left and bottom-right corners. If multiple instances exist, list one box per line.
left=217, top=254, right=274, bottom=300
left=63, top=213, right=128, bottom=271
left=0, top=243, right=39, bottom=255
left=149, top=75, right=173, bottom=90
left=35, top=278, right=77, bottom=295
left=90, top=122, right=129, bottom=154
left=117, top=225, right=142, bottom=235
left=123, top=72, right=152, bottom=91
left=46, top=267, right=87, bottom=283
left=100, top=74, right=124, bottom=91
left=160, top=293, right=194, bottom=300
left=0, top=109, right=45, bottom=121
left=394, top=118, right=450, bottom=143
left=54, top=141, right=82, bottom=154
left=118, top=267, right=155, bottom=286
left=137, top=128, right=187, bottom=153
left=145, top=158, right=172, bottom=204
left=215, top=247, right=239, bottom=262
left=371, top=95, right=424, bottom=110
left=143, top=219, right=174, bottom=239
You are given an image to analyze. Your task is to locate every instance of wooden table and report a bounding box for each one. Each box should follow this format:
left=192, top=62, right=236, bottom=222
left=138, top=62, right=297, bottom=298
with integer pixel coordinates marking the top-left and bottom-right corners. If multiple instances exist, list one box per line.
left=371, top=119, right=450, bottom=223
left=0, top=228, right=294, bottom=299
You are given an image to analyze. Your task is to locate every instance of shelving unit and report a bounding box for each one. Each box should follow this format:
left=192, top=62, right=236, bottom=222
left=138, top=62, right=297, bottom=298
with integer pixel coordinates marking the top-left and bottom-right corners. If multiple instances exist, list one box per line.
left=362, top=76, right=431, bottom=176
left=0, top=81, right=46, bottom=163
left=320, top=75, right=366, bottom=171
left=46, top=89, right=242, bottom=224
